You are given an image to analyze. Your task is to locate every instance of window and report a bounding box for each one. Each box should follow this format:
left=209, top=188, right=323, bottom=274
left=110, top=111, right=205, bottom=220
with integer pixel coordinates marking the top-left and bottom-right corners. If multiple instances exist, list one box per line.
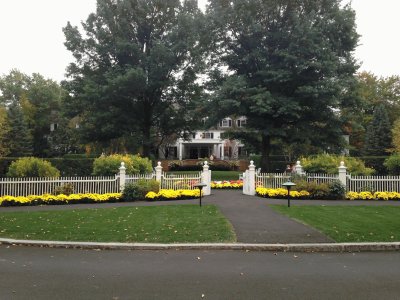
left=202, top=132, right=214, bottom=139
left=237, top=118, right=247, bottom=127
left=220, top=118, right=232, bottom=128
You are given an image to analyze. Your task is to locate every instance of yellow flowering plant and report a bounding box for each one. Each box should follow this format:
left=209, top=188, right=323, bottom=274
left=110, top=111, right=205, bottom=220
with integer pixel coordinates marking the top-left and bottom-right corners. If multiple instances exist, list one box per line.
left=211, top=180, right=243, bottom=189
left=346, top=191, right=400, bottom=201
left=145, top=189, right=201, bottom=201
left=256, top=187, right=310, bottom=199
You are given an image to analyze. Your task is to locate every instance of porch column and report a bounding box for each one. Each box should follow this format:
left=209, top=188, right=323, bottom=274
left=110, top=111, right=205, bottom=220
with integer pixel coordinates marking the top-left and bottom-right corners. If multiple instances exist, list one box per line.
left=178, top=142, right=183, bottom=160
left=221, top=142, right=225, bottom=160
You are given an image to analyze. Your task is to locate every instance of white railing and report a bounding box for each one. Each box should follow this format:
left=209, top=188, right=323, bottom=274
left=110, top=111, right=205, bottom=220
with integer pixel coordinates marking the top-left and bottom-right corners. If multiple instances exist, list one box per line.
left=0, top=176, right=120, bottom=197
left=256, top=173, right=291, bottom=189
left=347, top=175, right=400, bottom=192
left=305, top=173, right=339, bottom=184
left=125, top=173, right=155, bottom=185
left=161, top=172, right=202, bottom=190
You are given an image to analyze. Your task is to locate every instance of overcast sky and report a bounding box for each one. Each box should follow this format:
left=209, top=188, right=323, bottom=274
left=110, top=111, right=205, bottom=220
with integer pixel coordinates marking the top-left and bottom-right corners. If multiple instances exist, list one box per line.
left=0, top=0, right=399, bottom=82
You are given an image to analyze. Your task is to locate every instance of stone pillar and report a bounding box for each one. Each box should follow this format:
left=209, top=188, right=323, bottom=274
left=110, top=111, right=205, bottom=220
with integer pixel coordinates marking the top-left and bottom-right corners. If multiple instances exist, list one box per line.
left=155, top=161, right=163, bottom=182
left=338, top=161, right=347, bottom=189
left=119, top=162, right=126, bottom=192
left=248, top=160, right=256, bottom=196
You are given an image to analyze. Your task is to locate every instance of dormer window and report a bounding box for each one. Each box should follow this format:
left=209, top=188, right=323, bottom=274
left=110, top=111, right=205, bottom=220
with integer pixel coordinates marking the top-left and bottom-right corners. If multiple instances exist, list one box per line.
left=220, top=118, right=232, bottom=128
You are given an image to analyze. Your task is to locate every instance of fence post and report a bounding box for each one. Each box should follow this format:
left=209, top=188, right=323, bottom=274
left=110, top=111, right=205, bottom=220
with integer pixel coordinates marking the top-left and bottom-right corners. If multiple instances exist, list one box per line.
left=202, top=161, right=211, bottom=196
left=295, top=160, right=303, bottom=175
left=338, top=161, right=347, bottom=189
left=155, top=161, right=163, bottom=182
left=119, top=162, right=126, bottom=192
left=248, top=160, right=256, bottom=196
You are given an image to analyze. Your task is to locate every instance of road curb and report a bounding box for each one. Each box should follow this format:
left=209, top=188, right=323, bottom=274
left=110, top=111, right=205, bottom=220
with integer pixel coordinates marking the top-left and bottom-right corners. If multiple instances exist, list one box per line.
left=1, top=238, right=400, bottom=252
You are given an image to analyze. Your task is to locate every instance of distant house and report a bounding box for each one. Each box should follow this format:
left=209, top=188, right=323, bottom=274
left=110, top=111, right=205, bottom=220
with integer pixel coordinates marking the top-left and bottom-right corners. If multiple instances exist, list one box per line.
left=160, top=117, right=247, bottom=160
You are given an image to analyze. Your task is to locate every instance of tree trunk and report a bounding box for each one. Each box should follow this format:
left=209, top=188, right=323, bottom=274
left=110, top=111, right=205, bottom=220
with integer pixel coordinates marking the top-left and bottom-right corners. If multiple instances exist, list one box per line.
left=260, top=134, right=271, bottom=172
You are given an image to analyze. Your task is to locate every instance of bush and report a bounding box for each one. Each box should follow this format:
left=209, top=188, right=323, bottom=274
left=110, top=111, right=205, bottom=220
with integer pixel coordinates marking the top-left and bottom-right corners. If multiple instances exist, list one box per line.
left=384, top=154, right=400, bottom=175
left=327, top=180, right=346, bottom=200
left=301, top=154, right=374, bottom=175
left=7, top=157, right=60, bottom=178
left=293, top=180, right=330, bottom=199
left=53, top=183, right=75, bottom=196
left=92, top=154, right=152, bottom=176
left=122, top=179, right=160, bottom=201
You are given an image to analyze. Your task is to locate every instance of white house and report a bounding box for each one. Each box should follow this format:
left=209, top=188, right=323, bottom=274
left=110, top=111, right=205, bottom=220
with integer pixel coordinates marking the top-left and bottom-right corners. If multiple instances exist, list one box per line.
left=161, top=117, right=247, bottom=160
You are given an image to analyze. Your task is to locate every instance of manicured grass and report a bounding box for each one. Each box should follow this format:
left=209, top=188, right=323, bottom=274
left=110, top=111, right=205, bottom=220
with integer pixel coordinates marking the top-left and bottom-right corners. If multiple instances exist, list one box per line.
left=0, top=205, right=236, bottom=243
left=271, top=205, right=400, bottom=242
left=167, top=171, right=241, bottom=181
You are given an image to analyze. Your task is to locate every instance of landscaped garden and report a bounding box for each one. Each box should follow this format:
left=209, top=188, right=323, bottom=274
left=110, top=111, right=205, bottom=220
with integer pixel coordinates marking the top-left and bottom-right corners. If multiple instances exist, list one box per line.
left=0, top=205, right=236, bottom=243
left=271, top=205, right=400, bottom=242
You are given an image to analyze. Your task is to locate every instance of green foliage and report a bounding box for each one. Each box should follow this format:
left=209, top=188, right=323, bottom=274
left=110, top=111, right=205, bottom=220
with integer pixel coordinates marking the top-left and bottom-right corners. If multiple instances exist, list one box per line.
left=53, top=183, right=74, bottom=196
left=0, top=107, right=10, bottom=156
left=293, top=180, right=330, bottom=199
left=92, top=154, right=152, bottom=176
left=384, top=154, right=400, bottom=175
left=122, top=179, right=160, bottom=201
left=363, top=104, right=392, bottom=157
left=206, top=0, right=359, bottom=171
left=63, top=0, right=205, bottom=157
left=301, top=154, right=374, bottom=175
left=7, top=157, right=60, bottom=178
left=327, top=180, right=346, bottom=200
left=392, top=118, right=400, bottom=153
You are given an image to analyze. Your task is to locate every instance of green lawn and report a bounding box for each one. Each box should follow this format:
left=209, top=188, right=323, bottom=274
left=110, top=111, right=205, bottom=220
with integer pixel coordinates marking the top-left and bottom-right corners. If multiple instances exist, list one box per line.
left=271, top=205, right=400, bottom=242
left=0, top=205, right=236, bottom=243
left=167, top=171, right=241, bottom=181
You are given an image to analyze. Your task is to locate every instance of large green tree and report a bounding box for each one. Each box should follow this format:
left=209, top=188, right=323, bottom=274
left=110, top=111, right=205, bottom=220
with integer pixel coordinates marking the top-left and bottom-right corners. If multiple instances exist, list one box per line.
left=205, top=0, right=359, bottom=171
left=0, top=70, right=65, bottom=156
left=63, top=0, right=205, bottom=157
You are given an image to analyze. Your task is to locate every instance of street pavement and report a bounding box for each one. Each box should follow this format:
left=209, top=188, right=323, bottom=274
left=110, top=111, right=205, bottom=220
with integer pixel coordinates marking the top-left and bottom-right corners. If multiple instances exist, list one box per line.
left=0, top=245, right=400, bottom=300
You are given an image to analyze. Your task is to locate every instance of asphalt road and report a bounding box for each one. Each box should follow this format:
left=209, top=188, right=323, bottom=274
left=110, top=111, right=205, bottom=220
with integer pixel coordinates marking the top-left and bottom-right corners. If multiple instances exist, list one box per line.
left=1, top=245, right=400, bottom=300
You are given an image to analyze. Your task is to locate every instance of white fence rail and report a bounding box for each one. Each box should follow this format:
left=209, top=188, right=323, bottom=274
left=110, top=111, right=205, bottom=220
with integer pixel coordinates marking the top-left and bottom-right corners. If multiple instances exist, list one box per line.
left=0, top=176, right=120, bottom=197
left=125, top=173, right=156, bottom=185
left=256, top=173, right=291, bottom=189
left=161, top=172, right=202, bottom=190
left=347, top=175, right=400, bottom=192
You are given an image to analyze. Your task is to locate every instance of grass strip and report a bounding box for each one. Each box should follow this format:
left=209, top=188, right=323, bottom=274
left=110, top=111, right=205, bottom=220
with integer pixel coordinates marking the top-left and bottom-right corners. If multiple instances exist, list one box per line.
left=271, top=205, right=400, bottom=242
left=167, top=171, right=241, bottom=181
left=0, top=205, right=236, bottom=243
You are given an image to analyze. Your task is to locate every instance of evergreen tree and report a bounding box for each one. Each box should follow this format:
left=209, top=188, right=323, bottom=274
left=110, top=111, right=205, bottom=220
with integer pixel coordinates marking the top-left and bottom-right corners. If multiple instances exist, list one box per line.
left=6, top=102, right=33, bottom=157
left=363, top=104, right=392, bottom=156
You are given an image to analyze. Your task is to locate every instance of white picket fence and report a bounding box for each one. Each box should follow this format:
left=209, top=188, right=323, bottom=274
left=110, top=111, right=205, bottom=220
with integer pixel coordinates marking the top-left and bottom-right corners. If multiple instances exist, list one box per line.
left=244, top=160, right=400, bottom=195
left=0, top=161, right=211, bottom=197
left=347, top=175, right=400, bottom=192
left=0, top=176, right=120, bottom=197
left=255, top=172, right=339, bottom=189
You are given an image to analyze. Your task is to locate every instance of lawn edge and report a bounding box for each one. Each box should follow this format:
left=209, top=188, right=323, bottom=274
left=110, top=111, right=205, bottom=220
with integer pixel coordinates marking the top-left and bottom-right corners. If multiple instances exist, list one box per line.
left=1, top=238, right=400, bottom=253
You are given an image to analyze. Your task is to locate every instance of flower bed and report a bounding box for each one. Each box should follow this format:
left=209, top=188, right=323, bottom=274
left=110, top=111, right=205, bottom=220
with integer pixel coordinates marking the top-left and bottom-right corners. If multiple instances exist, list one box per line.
left=211, top=180, right=243, bottom=189
left=346, top=191, right=400, bottom=201
left=145, top=189, right=201, bottom=201
left=256, top=187, right=310, bottom=199
left=0, top=193, right=122, bottom=207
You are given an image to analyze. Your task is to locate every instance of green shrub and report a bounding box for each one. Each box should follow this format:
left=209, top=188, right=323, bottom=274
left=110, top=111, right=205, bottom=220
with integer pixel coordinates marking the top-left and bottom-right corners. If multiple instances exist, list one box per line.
left=384, top=154, right=400, bottom=175
left=327, top=180, right=346, bottom=200
left=293, top=180, right=330, bottom=199
left=301, top=154, right=374, bottom=175
left=122, top=179, right=160, bottom=201
left=53, top=183, right=74, bottom=195
left=92, top=154, right=152, bottom=176
left=7, top=157, right=60, bottom=178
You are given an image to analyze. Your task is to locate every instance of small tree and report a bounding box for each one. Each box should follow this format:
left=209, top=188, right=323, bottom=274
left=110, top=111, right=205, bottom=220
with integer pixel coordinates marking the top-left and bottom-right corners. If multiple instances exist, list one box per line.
left=391, top=118, right=400, bottom=153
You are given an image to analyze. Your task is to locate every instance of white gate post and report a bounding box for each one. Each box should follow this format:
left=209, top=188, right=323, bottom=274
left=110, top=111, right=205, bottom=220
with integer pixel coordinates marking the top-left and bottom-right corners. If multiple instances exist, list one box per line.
left=338, top=161, right=347, bottom=189
left=119, top=162, right=126, bottom=192
left=295, top=160, right=304, bottom=175
left=201, top=161, right=211, bottom=196
left=248, top=160, right=256, bottom=196
left=155, top=161, right=163, bottom=182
